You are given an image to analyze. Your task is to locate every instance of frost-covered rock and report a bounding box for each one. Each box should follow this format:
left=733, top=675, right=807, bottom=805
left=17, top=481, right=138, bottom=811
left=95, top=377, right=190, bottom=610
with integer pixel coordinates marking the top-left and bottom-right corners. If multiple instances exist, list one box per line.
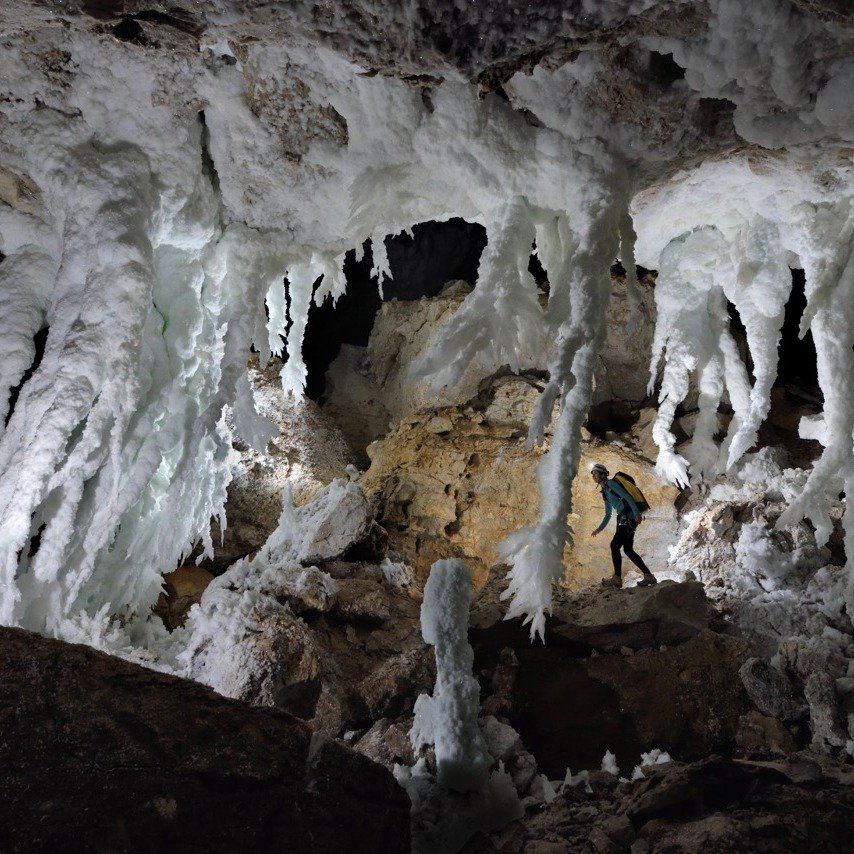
left=179, top=480, right=430, bottom=733
left=217, top=356, right=356, bottom=569
left=669, top=449, right=854, bottom=755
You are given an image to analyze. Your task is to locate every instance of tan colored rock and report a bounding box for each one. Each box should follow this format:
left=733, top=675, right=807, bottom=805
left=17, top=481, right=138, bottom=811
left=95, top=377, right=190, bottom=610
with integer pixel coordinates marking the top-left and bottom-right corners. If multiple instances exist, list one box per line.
left=153, top=564, right=214, bottom=630
left=359, top=375, right=679, bottom=590
left=0, top=166, right=40, bottom=214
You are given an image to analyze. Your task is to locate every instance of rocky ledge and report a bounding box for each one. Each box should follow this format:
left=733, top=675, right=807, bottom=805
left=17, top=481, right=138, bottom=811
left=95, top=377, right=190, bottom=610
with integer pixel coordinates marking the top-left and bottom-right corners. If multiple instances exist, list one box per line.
left=0, top=627, right=409, bottom=853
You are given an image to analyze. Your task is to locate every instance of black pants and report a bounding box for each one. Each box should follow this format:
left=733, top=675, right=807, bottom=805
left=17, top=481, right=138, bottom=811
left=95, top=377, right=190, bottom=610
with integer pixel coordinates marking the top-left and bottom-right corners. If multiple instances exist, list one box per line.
left=610, top=522, right=651, bottom=577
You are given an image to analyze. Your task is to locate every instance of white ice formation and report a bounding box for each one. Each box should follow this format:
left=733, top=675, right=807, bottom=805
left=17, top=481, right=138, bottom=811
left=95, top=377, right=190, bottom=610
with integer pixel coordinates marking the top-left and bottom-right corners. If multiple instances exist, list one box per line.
left=0, top=1, right=851, bottom=649
left=411, top=558, right=491, bottom=792
left=400, top=558, right=523, bottom=852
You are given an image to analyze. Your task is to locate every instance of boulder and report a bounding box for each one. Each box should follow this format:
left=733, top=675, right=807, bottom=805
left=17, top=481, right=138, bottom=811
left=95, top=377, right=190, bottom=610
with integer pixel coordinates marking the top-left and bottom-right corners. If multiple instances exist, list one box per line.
left=735, top=711, right=798, bottom=756
left=738, top=657, right=803, bottom=721
left=0, top=626, right=409, bottom=853
left=550, top=581, right=715, bottom=652
left=472, top=606, right=750, bottom=779
left=804, top=671, right=850, bottom=752
left=295, top=479, right=375, bottom=564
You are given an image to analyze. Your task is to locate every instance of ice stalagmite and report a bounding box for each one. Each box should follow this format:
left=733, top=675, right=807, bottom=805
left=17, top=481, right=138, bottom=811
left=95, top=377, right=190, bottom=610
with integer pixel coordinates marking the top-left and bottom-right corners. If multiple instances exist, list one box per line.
left=411, top=558, right=491, bottom=792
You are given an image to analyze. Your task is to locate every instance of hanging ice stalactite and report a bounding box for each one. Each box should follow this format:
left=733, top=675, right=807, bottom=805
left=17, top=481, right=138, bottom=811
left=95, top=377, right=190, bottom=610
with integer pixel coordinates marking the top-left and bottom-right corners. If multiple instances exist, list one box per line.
left=499, top=195, right=625, bottom=641
left=777, top=204, right=854, bottom=566
left=412, top=198, right=542, bottom=392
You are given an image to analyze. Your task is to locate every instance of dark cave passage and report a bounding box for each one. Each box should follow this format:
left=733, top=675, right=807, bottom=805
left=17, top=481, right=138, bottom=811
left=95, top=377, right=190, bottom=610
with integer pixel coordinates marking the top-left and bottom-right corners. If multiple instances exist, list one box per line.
left=301, top=218, right=487, bottom=400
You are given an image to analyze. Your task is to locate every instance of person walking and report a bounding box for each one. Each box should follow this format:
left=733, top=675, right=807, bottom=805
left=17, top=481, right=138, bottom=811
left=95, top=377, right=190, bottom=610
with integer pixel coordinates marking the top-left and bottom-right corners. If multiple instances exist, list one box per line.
left=589, top=462, right=657, bottom=589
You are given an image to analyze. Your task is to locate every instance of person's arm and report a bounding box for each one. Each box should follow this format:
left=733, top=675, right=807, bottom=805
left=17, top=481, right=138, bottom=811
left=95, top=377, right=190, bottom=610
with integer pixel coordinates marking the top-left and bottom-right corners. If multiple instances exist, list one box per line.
left=610, top=478, right=640, bottom=520
left=591, top=489, right=612, bottom=535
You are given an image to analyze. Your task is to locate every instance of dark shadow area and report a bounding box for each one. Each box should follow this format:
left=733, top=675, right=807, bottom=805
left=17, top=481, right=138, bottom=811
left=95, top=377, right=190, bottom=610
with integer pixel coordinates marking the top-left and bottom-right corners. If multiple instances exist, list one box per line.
left=777, top=268, right=819, bottom=394
left=585, top=399, right=638, bottom=437
left=302, top=218, right=487, bottom=400
left=696, top=97, right=736, bottom=136
left=648, top=51, right=686, bottom=86
left=5, top=325, right=49, bottom=428
left=757, top=268, right=824, bottom=466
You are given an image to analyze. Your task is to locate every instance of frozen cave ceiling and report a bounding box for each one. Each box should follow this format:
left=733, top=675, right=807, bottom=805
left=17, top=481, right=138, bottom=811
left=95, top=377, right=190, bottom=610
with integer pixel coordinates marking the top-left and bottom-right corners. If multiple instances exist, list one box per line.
left=0, top=0, right=852, bottom=645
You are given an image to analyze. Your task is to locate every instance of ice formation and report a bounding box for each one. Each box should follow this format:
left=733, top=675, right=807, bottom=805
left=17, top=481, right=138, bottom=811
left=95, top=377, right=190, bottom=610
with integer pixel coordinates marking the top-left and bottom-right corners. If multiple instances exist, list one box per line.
left=0, top=1, right=851, bottom=651
left=411, top=558, right=491, bottom=792
left=400, top=558, right=523, bottom=851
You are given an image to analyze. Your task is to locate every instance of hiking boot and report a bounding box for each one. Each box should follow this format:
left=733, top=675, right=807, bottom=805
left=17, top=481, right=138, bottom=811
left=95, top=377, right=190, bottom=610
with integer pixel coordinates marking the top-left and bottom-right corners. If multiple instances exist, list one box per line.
left=637, top=574, right=658, bottom=587
left=601, top=575, right=621, bottom=589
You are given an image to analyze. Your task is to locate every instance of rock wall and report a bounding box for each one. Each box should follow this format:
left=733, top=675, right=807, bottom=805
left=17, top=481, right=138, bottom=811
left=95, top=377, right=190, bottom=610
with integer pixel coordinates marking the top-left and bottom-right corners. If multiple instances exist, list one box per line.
left=359, top=374, right=679, bottom=589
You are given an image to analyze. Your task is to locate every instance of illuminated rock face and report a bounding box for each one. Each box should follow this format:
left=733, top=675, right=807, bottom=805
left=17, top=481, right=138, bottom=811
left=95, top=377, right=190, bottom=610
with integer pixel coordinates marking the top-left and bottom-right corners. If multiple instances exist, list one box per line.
left=359, top=374, right=679, bottom=589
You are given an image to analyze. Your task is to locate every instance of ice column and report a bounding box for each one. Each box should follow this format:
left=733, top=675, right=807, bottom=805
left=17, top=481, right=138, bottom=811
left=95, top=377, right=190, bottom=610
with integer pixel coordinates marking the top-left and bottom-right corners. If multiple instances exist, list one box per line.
left=411, top=558, right=491, bottom=792
left=500, top=198, right=623, bottom=641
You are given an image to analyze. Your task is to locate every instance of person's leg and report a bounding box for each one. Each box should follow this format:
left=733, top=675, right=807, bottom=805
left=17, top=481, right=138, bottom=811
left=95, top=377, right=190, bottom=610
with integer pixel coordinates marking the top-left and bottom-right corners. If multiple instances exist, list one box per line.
left=621, top=525, right=656, bottom=582
left=610, top=527, right=624, bottom=578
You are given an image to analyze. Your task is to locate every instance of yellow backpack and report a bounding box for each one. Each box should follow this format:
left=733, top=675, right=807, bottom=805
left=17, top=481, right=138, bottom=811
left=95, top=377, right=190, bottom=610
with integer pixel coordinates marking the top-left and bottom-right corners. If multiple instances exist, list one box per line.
left=613, top=471, right=650, bottom=513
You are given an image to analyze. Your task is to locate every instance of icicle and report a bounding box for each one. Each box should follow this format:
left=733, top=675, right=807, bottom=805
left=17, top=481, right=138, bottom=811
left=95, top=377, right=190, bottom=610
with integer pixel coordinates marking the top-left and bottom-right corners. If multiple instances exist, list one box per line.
left=313, top=252, right=347, bottom=306
left=412, top=198, right=541, bottom=392
left=370, top=230, right=392, bottom=297
left=280, top=261, right=314, bottom=397
left=777, top=215, right=854, bottom=568
left=499, top=197, right=622, bottom=641
left=0, top=248, right=55, bottom=438
left=618, top=207, right=642, bottom=335
left=723, top=222, right=791, bottom=470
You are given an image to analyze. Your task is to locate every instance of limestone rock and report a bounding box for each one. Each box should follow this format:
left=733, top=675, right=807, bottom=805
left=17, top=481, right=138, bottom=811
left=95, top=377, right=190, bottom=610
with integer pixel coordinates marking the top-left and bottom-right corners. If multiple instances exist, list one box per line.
left=739, top=657, right=803, bottom=721
left=804, top=672, right=849, bottom=752
left=359, top=374, right=679, bottom=589
left=217, top=355, right=356, bottom=569
left=152, top=564, right=214, bottom=630
left=735, top=711, right=798, bottom=756
left=0, top=626, right=409, bottom=853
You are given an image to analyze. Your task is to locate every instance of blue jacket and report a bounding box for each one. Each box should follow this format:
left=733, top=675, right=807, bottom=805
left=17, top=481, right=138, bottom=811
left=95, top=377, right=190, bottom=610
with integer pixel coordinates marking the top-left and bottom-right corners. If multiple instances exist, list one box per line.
left=595, top=478, right=640, bottom=533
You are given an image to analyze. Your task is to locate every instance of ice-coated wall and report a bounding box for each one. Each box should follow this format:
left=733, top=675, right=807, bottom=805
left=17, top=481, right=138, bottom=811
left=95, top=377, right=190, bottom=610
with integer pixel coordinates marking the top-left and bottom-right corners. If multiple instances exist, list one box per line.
left=0, top=1, right=851, bottom=649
